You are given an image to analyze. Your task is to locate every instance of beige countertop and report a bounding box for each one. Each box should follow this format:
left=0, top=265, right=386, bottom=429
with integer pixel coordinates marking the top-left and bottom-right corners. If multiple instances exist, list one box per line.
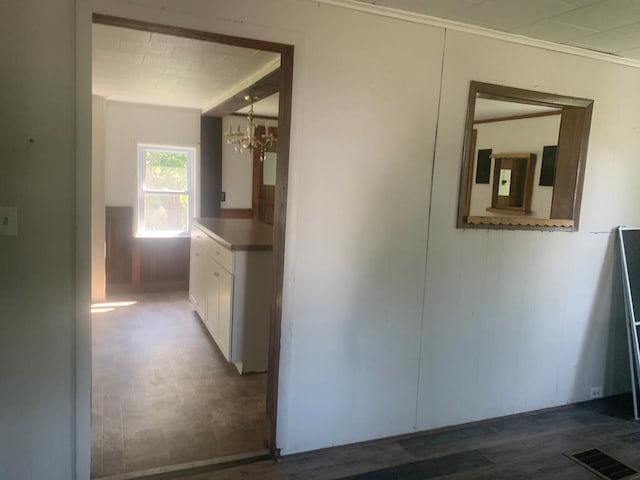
left=193, top=218, right=273, bottom=251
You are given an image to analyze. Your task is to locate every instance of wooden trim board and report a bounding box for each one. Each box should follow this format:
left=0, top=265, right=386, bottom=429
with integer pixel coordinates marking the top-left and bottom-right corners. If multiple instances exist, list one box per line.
left=220, top=208, right=254, bottom=219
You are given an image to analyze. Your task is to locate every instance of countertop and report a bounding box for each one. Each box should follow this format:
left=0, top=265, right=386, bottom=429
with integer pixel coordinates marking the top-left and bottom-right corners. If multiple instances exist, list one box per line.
left=193, top=218, right=273, bottom=251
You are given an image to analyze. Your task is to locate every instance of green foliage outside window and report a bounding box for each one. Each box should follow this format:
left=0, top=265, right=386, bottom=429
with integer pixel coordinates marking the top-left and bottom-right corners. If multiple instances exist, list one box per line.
left=140, top=148, right=192, bottom=234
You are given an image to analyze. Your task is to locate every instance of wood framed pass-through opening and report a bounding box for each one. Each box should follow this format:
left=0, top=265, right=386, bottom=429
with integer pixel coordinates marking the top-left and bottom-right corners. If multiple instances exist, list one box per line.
left=92, top=13, right=294, bottom=461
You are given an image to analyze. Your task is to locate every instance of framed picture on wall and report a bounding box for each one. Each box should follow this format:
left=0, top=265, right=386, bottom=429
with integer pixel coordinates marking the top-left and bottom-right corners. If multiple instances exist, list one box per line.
left=539, top=145, right=557, bottom=186
left=476, top=148, right=492, bottom=184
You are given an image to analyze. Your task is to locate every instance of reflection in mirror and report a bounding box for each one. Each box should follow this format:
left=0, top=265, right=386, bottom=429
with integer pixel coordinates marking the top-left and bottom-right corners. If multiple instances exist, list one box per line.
left=263, top=152, right=277, bottom=186
left=487, top=152, right=536, bottom=216
left=458, top=82, right=593, bottom=231
left=469, top=100, right=560, bottom=219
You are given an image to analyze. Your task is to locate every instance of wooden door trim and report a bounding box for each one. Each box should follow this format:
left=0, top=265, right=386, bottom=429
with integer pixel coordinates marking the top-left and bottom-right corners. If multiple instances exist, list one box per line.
left=92, top=13, right=294, bottom=459
left=92, top=14, right=291, bottom=53
left=266, top=46, right=293, bottom=458
left=464, top=129, right=477, bottom=216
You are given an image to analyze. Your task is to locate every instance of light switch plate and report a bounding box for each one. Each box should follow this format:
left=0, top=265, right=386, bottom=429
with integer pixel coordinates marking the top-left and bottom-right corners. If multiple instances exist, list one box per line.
left=0, top=207, right=18, bottom=236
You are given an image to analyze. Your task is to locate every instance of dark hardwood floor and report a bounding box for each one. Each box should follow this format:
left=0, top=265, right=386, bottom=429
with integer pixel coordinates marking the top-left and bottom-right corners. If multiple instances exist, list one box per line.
left=180, top=395, right=640, bottom=480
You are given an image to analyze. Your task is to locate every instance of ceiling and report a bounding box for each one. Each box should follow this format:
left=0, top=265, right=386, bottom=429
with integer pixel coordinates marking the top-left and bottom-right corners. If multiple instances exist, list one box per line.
left=92, top=24, right=280, bottom=113
left=361, top=0, right=640, bottom=61
left=94, top=2, right=640, bottom=114
left=474, top=98, right=561, bottom=120
left=236, top=93, right=280, bottom=117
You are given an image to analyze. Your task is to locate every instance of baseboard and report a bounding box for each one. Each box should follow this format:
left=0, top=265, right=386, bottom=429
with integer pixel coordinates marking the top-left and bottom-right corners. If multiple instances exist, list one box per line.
left=92, top=450, right=270, bottom=480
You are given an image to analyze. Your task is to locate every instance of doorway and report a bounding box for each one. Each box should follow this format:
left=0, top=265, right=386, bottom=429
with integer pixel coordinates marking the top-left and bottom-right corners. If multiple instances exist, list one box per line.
left=89, top=14, right=293, bottom=478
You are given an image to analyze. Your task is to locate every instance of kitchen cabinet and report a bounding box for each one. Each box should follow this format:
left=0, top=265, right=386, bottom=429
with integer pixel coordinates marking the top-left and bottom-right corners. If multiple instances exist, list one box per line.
left=205, top=257, right=232, bottom=360
left=189, top=219, right=273, bottom=374
left=188, top=237, right=207, bottom=320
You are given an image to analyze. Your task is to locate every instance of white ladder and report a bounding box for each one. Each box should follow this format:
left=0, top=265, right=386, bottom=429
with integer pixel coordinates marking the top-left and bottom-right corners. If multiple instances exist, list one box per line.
left=618, top=226, right=640, bottom=421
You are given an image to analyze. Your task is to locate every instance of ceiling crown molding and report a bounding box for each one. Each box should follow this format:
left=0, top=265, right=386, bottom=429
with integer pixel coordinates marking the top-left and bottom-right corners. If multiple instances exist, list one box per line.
left=315, top=0, right=640, bottom=70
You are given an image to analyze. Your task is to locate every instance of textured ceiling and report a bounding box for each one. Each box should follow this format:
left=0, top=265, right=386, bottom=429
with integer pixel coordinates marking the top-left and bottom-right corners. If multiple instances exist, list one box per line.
left=362, top=0, right=640, bottom=60
left=236, top=93, right=280, bottom=117
left=94, top=2, right=640, bottom=112
left=92, top=24, right=280, bottom=112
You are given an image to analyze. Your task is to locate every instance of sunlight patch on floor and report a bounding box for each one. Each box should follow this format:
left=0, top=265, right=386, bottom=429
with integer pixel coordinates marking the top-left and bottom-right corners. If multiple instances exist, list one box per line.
left=91, top=300, right=137, bottom=314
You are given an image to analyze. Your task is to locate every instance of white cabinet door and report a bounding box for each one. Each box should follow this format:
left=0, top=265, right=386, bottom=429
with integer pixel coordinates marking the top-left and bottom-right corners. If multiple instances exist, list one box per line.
left=206, top=257, right=233, bottom=361
left=217, top=267, right=233, bottom=361
left=189, top=243, right=207, bottom=319
left=206, top=254, right=219, bottom=339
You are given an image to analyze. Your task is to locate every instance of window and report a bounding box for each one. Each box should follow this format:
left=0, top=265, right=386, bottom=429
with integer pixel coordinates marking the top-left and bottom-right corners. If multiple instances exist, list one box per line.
left=137, top=144, right=195, bottom=237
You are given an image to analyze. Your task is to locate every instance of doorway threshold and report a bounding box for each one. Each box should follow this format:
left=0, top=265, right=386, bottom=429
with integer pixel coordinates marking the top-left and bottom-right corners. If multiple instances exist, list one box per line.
left=93, top=450, right=271, bottom=480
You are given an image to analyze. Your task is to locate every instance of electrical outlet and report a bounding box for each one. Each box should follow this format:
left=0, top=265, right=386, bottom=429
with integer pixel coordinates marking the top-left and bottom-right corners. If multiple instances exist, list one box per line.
left=590, top=386, right=603, bottom=399
left=0, top=207, right=17, bottom=236
left=220, top=191, right=226, bottom=202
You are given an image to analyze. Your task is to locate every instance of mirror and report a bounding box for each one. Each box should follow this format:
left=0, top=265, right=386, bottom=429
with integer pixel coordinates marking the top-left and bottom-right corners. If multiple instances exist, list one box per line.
left=263, top=152, right=277, bottom=186
left=458, top=82, right=593, bottom=231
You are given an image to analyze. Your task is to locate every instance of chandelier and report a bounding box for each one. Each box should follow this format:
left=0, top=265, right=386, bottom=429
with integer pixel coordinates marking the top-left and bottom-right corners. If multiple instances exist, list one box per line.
left=225, top=95, right=276, bottom=161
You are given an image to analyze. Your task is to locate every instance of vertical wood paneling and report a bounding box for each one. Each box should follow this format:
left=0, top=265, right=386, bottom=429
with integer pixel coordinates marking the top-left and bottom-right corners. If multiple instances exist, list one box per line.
left=472, top=229, right=505, bottom=419
left=277, top=5, right=444, bottom=454
left=105, top=206, right=190, bottom=292
left=449, top=230, right=489, bottom=423
left=77, top=0, right=640, bottom=462
left=200, top=116, right=222, bottom=218
left=105, top=207, right=133, bottom=284
left=138, top=237, right=190, bottom=285
left=551, top=107, right=586, bottom=219
left=1, top=0, right=76, bottom=477
left=418, top=30, right=632, bottom=433
left=220, top=208, right=253, bottom=218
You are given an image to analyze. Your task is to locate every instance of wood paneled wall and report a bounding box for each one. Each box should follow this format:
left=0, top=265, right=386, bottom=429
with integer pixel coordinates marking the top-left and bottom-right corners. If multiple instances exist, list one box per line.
left=200, top=116, right=222, bottom=218
left=105, top=207, right=133, bottom=285
left=105, top=206, right=190, bottom=293
left=220, top=208, right=253, bottom=218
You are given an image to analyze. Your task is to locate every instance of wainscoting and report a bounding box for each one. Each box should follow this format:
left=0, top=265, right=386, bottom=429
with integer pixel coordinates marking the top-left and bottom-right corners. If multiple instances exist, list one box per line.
left=105, top=206, right=190, bottom=294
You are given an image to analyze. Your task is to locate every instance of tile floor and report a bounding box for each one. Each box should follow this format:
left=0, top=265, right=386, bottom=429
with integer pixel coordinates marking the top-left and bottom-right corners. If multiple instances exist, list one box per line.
left=91, top=292, right=268, bottom=478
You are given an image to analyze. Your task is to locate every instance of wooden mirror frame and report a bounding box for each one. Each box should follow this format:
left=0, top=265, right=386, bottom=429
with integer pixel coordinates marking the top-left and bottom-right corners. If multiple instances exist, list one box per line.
left=457, top=81, right=594, bottom=231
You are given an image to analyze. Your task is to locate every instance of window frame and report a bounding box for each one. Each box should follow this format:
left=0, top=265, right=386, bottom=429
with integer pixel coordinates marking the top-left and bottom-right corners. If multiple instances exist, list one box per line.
left=136, top=144, right=196, bottom=238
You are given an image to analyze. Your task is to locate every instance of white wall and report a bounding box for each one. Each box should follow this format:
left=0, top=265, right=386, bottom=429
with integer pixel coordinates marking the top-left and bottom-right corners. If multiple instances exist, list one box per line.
left=417, top=29, right=636, bottom=431
left=104, top=101, right=201, bottom=210
left=1, top=0, right=77, bottom=479
left=469, top=115, right=561, bottom=217
left=221, top=115, right=277, bottom=209
left=57, top=1, right=640, bottom=477
left=92, top=95, right=106, bottom=301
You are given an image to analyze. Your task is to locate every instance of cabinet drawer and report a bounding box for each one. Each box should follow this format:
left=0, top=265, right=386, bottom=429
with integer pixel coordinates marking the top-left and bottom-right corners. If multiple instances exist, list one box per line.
left=192, top=225, right=234, bottom=273
left=203, top=237, right=233, bottom=273
left=191, top=226, right=208, bottom=251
